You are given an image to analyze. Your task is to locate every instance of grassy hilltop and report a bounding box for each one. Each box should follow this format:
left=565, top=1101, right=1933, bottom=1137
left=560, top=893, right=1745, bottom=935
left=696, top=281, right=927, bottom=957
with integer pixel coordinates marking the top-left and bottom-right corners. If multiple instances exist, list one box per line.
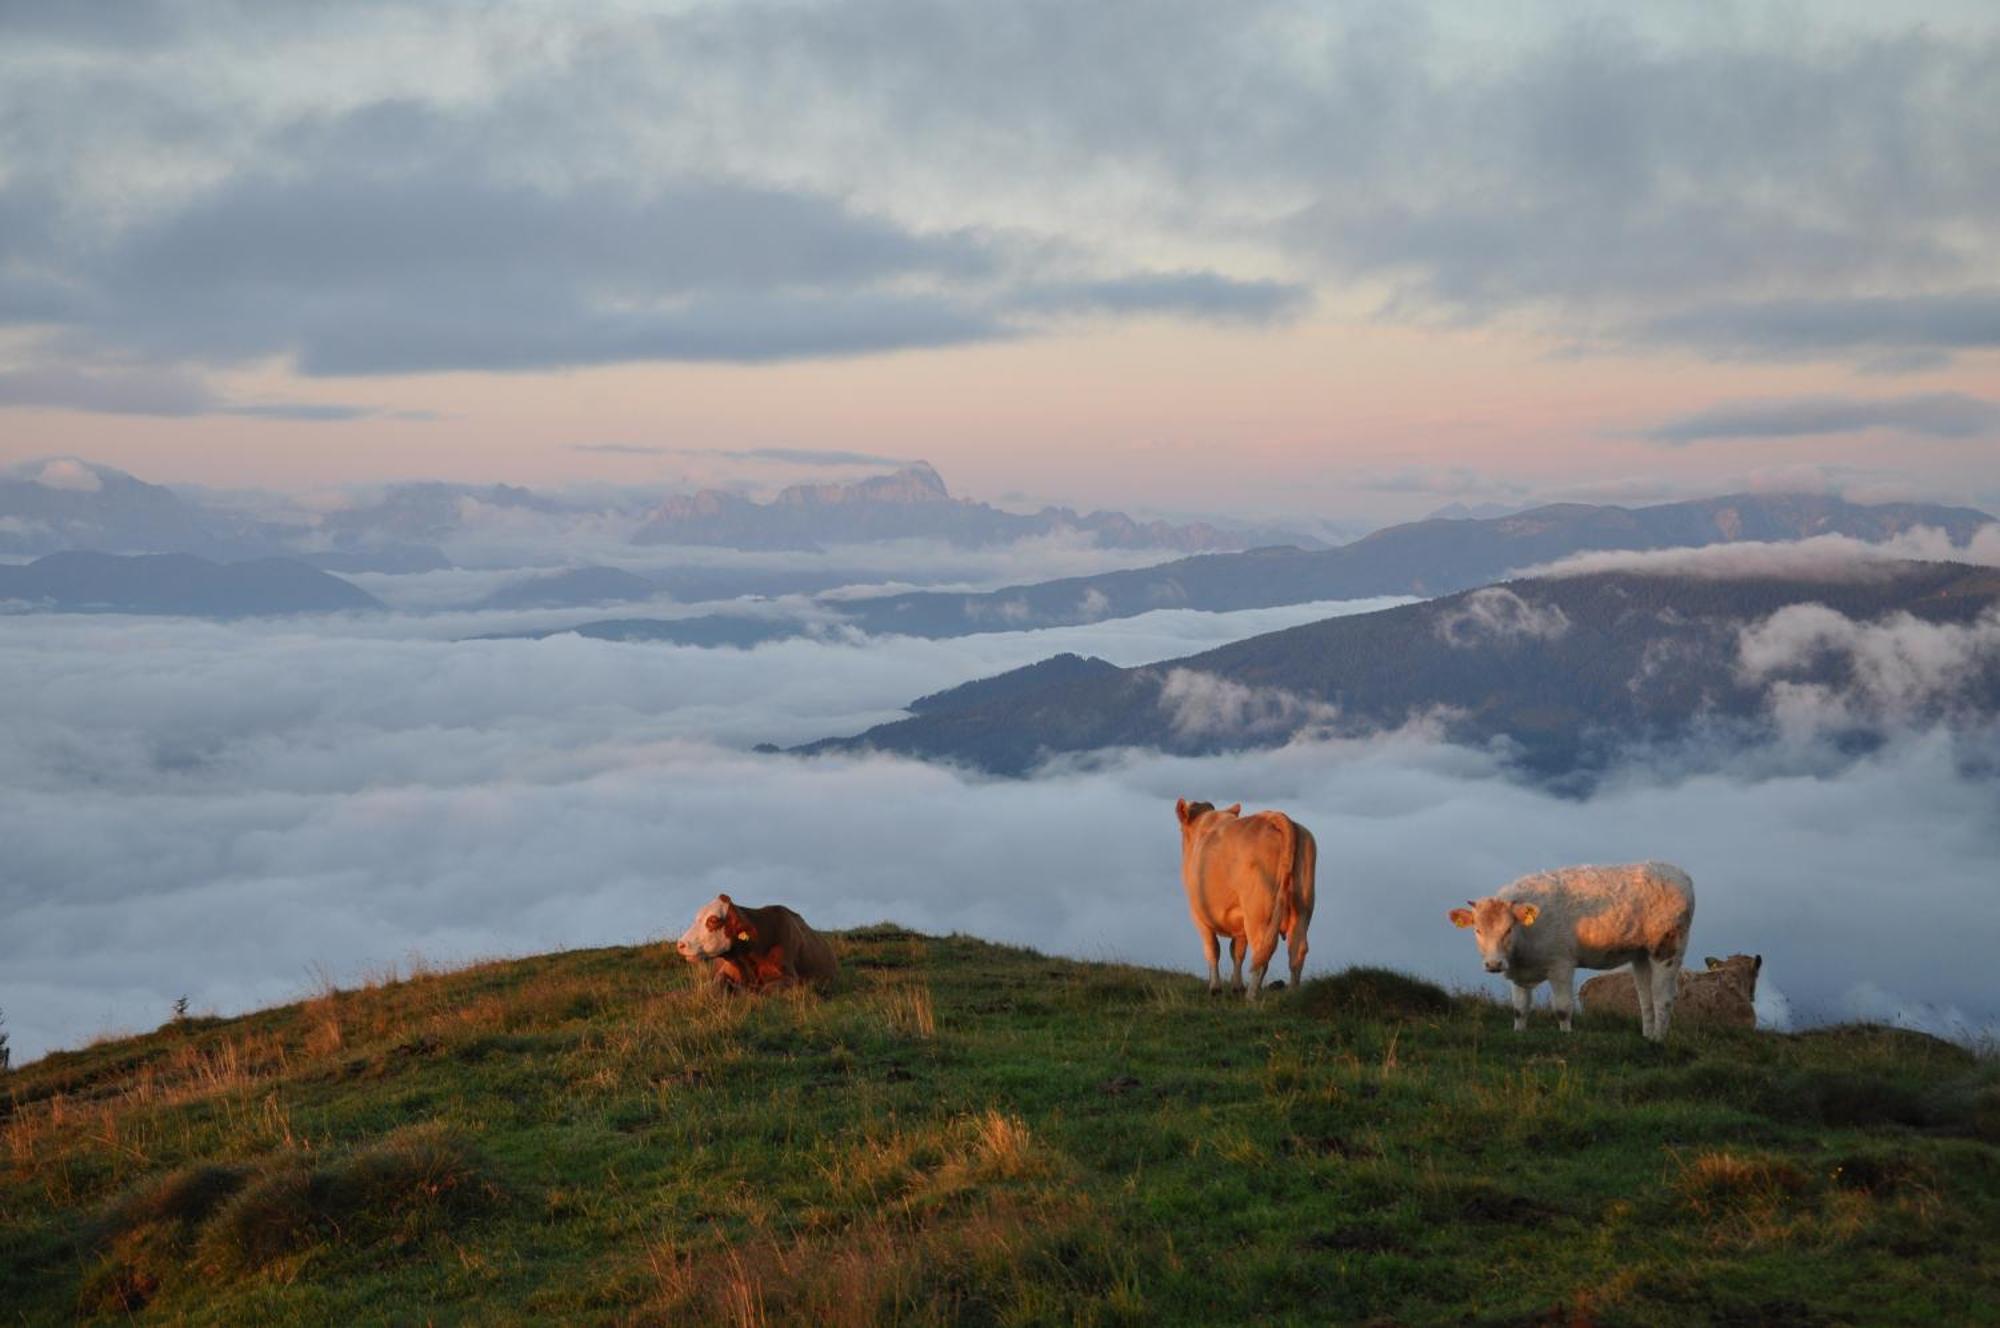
left=3, top=929, right=1997, bottom=1326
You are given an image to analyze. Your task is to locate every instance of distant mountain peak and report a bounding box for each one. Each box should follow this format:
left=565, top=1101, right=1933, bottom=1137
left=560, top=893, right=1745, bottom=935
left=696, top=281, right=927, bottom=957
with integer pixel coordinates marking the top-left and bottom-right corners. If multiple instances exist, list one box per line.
left=631, top=461, right=1294, bottom=552
left=774, top=462, right=953, bottom=509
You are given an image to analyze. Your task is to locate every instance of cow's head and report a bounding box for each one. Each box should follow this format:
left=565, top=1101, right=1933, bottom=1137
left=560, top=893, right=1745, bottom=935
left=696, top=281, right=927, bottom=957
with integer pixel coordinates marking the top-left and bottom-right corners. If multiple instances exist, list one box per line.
left=677, top=893, right=755, bottom=962
left=1175, top=797, right=1240, bottom=850
left=1701, top=953, right=1763, bottom=996
left=1448, top=897, right=1539, bottom=975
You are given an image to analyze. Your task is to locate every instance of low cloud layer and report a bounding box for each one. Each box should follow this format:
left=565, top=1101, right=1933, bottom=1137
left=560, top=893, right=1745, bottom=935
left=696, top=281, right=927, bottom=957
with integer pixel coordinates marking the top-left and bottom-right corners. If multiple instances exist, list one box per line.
left=1740, top=604, right=2000, bottom=735
left=1434, top=586, right=1571, bottom=647
left=6, top=594, right=1998, bottom=1063
left=1520, top=525, right=2000, bottom=581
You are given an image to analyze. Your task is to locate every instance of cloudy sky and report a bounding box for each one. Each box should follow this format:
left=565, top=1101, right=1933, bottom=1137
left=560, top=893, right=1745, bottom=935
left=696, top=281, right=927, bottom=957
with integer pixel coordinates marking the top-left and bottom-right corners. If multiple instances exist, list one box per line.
left=3, top=1, right=1998, bottom=520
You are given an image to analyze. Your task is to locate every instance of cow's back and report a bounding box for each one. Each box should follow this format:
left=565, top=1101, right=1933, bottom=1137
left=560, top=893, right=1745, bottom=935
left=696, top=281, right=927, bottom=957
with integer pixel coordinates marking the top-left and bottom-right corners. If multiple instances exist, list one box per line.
left=1184, top=812, right=1292, bottom=938
left=776, top=906, right=840, bottom=987
left=1509, top=862, right=1694, bottom=970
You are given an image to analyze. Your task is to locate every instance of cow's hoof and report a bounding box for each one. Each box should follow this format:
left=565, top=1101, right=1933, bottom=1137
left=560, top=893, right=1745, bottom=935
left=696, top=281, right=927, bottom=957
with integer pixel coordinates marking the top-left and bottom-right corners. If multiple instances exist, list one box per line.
left=1265, top=979, right=1285, bottom=991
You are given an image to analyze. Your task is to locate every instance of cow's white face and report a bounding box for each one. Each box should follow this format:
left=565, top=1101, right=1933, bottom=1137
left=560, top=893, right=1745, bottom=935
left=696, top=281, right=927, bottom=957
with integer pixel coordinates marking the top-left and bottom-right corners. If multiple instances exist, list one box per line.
left=676, top=894, right=744, bottom=962
left=1448, top=897, right=1539, bottom=975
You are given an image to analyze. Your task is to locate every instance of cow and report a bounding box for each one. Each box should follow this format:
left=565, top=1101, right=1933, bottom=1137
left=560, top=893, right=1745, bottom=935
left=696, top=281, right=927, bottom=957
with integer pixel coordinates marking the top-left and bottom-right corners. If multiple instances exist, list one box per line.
left=1448, top=862, right=1694, bottom=1041
left=1580, top=953, right=1761, bottom=1030
left=1176, top=798, right=1316, bottom=1001
left=675, top=893, right=839, bottom=993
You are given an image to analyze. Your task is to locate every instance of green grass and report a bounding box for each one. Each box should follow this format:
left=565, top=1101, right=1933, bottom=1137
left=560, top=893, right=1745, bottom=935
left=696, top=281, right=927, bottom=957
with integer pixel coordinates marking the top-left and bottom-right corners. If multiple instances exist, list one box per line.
left=4, top=927, right=1997, bottom=1326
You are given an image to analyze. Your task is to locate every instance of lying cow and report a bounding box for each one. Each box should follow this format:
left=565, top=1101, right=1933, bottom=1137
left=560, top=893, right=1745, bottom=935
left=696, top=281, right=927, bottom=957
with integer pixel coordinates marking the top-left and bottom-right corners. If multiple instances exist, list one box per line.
left=1580, top=953, right=1760, bottom=1029
left=1177, top=798, right=1317, bottom=1001
left=1448, top=862, right=1694, bottom=1041
left=675, top=893, right=839, bottom=992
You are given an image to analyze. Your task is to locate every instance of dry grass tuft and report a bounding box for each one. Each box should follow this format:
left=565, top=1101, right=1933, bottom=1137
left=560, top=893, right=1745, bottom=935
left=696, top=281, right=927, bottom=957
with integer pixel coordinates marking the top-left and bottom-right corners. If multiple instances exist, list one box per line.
left=882, top=983, right=937, bottom=1040
left=641, top=1193, right=1085, bottom=1328
left=1674, top=1149, right=1811, bottom=1219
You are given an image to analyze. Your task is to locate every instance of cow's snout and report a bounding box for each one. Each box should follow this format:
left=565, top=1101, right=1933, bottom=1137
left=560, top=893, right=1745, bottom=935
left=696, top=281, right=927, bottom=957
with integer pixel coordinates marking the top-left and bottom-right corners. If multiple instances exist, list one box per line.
left=1484, top=959, right=1505, bottom=974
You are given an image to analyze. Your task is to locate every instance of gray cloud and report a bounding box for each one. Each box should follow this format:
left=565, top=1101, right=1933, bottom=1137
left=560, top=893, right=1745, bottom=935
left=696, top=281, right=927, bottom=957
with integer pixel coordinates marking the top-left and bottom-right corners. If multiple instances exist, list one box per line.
left=0, top=364, right=418, bottom=421
left=1645, top=392, right=2000, bottom=445
left=1008, top=273, right=1312, bottom=323
left=5, top=590, right=1999, bottom=1062
left=732, top=448, right=913, bottom=467
left=4, top=4, right=1994, bottom=391
left=0, top=88, right=1301, bottom=383
left=1628, top=291, right=2000, bottom=364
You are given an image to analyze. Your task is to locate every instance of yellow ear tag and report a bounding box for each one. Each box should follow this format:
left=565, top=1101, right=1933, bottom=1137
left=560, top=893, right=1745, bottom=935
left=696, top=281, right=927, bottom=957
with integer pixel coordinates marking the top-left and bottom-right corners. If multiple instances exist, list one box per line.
left=737, top=930, right=751, bottom=941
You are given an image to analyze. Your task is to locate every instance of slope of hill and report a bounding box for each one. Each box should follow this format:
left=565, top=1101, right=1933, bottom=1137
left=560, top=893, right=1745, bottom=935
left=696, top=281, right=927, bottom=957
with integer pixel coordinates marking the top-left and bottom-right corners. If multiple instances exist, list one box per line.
left=3, top=932, right=1993, bottom=1324
left=804, top=561, right=2000, bottom=775
left=906, top=652, right=1120, bottom=715
left=0, top=552, right=382, bottom=617
left=831, top=493, right=1997, bottom=638
left=632, top=461, right=1318, bottom=552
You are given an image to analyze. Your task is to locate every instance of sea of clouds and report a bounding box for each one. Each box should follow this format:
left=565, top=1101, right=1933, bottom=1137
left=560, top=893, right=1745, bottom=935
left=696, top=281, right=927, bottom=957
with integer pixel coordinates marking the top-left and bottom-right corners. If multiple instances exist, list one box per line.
left=4, top=591, right=1998, bottom=1063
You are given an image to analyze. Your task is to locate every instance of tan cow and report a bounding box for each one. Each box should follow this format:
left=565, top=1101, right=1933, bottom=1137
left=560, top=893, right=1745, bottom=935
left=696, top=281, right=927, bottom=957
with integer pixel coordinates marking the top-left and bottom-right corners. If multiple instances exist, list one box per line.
left=1580, top=954, right=1761, bottom=1029
left=1176, top=798, right=1317, bottom=1000
left=675, top=893, right=839, bottom=992
left=1448, top=862, right=1695, bottom=1041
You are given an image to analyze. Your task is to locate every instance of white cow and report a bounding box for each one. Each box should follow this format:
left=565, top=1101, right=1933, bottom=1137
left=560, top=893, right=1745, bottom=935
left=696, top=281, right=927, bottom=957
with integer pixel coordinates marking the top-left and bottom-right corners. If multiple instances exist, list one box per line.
left=1449, top=862, right=1695, bottom=1041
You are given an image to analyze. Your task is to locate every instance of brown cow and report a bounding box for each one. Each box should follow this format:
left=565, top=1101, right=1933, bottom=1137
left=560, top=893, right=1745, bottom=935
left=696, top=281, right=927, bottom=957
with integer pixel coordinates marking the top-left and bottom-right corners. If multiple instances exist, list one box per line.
left=1176, top=798, right=1316, bottom=1000
left=1580, top=954, right=1761, bottom=1029
left=675, top=893, right=839, bottom=992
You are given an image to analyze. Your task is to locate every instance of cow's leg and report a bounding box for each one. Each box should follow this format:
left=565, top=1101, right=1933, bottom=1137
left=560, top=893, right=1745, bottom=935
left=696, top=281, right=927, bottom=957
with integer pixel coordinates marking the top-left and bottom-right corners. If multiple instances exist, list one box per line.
left=1550, top=966, right=1576, bottom=1034
left=1228, top=935, right=1247, bottom=994
left=1199, top=926, right=1222, bottom=995
left=1246, top=922, right=1281, bottom=1003
left=1287, top=929, right=1309, bottom=989
left=1649, top=952, right=1681, bottom=1042
left=1510, top=981, right=1533, bottom=1032
left=1630, top=955, right=1657, bottom=1039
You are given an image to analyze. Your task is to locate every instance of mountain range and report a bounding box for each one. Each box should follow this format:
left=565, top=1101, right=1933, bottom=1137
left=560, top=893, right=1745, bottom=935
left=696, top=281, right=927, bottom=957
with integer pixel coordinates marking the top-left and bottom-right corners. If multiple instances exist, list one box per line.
left=630, top=461, right=1319, bottom=552
left=822, top=493, right=1996, bottom=638
left=537, top=491, right=1996, bottom=645
left=798, top=559, right=2000, bottom=777
left=0, top=552, right=382, bottom=616
left=1, top=458, right=1316, bottom=572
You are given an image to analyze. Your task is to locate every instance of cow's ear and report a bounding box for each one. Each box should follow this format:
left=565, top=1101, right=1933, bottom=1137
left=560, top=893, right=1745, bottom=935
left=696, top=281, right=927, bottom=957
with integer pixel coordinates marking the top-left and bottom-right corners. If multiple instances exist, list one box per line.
left=1448, top=907, right=1475, bottom=929
left=1175, top=797, right=1190, bottom=824
left=717, top=892, right=733, bottom=905
left=1753, top=955, right=1763, bottom=973
left=1705, top=956, right=1722, bottom=969
left=1224, top=803, right=1241, bottom=816
left=1513, top=903, right=1539, bottom=926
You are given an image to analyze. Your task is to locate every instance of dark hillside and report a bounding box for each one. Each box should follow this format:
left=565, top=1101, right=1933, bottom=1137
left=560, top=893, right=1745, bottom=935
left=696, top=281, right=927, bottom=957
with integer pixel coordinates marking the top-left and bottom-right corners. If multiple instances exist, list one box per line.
left=0, top=552, right=382, bottom=617
left=801, top=561, right=2000, bottom=775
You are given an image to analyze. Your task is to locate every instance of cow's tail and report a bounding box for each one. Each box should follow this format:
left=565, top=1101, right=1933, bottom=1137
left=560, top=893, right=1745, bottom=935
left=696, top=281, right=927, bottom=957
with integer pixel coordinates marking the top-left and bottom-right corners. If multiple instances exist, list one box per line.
left=1275, top=813, right=1299, bottom=940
